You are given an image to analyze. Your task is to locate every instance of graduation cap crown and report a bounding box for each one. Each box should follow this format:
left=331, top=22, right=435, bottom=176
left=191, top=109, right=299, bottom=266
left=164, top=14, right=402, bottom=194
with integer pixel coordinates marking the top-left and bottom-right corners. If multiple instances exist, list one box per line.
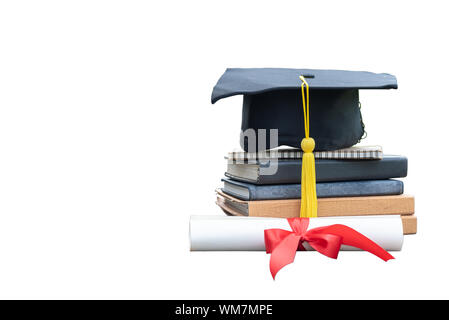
left=211, top=68, right=397, bottom=152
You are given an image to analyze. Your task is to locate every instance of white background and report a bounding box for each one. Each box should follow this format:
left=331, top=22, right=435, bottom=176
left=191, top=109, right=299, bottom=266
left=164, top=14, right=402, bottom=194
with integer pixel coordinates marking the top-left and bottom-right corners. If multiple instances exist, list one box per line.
left=0, top=0, right=447, bottom=299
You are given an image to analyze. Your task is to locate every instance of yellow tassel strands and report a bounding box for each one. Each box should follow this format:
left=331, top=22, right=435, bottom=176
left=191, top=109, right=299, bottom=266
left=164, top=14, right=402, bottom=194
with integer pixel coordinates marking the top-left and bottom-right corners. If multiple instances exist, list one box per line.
left=299, top=75, right=317, bottom=218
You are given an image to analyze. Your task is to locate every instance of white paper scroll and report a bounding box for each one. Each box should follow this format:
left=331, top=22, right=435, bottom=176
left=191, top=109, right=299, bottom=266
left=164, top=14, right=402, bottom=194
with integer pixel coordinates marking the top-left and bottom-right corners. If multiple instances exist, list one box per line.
left=190, top=215, right=403, bottom=251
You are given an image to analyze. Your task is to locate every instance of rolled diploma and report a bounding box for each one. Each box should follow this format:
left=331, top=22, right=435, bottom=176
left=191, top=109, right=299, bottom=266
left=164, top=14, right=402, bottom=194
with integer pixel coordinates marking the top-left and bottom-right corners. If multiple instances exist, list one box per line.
left=190, top=215, right=403, bottom=251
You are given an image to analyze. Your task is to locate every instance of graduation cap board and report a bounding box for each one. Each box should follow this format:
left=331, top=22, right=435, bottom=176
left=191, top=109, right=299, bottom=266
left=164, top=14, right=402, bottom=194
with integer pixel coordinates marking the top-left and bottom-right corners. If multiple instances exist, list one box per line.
left=211, top=68, right=398, bottom=218
left=211, top=68, right=397, bottom=152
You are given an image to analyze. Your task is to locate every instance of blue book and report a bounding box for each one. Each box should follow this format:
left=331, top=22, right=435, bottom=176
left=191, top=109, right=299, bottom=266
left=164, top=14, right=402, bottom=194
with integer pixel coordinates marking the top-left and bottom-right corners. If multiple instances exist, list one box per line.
left=221, top=177, right=404, bottom=201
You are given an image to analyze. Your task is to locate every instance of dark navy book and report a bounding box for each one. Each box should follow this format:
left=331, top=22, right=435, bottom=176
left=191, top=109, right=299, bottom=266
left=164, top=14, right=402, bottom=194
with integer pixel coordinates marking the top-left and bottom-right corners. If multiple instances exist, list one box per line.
left=225, top=155, right=407, bottom=185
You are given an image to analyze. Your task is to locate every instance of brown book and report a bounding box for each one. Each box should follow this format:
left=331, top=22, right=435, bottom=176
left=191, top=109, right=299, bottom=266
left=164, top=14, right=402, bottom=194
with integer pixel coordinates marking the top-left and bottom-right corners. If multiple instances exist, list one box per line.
left=216, top=189, right=414, bottom=217
left=216, top=191, right=417, bottom=235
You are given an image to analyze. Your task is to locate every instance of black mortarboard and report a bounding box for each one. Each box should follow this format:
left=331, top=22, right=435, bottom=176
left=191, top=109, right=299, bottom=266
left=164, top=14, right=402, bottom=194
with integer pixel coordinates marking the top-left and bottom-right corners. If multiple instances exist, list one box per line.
left=211, top=68, right=397, bottom=152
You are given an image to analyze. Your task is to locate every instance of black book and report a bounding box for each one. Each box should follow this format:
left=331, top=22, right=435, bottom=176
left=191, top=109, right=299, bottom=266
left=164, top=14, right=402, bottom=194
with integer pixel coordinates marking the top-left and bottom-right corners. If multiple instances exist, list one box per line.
left=225, top=155, right=407, bottom=185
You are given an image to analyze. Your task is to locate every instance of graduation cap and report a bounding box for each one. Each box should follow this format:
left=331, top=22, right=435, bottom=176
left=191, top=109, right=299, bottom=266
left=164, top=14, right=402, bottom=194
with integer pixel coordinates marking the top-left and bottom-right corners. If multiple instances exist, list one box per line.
left=211, top=68, right=397, bottom=152
left=211, top=68, right=398, bottom=218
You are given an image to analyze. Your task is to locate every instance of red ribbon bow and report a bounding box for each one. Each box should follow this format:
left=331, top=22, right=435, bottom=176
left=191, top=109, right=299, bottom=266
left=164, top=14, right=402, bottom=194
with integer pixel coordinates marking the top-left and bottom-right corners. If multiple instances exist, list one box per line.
left=264, top=218, right=394, bottom=279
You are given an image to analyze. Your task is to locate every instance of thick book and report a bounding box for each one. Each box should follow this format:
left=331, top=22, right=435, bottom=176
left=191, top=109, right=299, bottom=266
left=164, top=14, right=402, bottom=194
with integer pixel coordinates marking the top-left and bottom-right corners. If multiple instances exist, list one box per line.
left=225, top=155, right=407, bottom=185
left=227, top=145, right=383, bottom=162
left=216, top=196, right=417, bottom=235
left=221, top=178, right=404, bottom=201
left=216, top=189, right=415, bottom=218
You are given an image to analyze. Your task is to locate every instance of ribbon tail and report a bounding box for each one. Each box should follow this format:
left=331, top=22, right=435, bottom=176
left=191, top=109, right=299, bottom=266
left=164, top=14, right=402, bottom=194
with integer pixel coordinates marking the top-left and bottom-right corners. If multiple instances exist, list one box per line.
left=317, top=224, right=395, bottom=261
left=268, top=234, right=300, bottom=279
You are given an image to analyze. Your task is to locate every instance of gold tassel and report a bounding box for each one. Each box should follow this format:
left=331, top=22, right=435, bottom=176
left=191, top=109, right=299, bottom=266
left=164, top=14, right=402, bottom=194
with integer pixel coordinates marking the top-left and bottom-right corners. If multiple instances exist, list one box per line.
left=299, top=76, right=317, bottom=218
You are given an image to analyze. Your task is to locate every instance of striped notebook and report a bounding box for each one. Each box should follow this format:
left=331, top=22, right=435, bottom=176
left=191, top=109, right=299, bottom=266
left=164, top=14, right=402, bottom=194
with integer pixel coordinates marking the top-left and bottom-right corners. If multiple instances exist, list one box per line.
left=226, top=145, right=383, bottom=162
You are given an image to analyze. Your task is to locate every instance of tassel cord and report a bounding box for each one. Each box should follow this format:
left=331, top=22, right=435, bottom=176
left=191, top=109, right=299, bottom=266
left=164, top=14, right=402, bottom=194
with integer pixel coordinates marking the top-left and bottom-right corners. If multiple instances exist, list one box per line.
left=299, top=76, right=317, bottom=218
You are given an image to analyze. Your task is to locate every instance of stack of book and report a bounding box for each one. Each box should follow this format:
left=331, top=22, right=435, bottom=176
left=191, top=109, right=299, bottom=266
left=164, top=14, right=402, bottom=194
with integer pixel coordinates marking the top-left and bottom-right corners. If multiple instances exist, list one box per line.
left=215, top=145, right=417, bottom=235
